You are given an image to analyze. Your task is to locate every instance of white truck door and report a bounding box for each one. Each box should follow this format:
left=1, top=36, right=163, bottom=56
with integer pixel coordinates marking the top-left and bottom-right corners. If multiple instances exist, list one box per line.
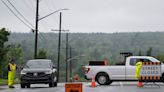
left=125, top=58, right=137, bottom=80
left=109, top=66, right=126, bottom=80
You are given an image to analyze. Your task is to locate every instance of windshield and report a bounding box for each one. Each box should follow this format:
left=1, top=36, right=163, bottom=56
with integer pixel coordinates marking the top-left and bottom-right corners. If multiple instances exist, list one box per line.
left=25, top=60, right=52, bottom=68
left=150, top=57, right=160, bottom=62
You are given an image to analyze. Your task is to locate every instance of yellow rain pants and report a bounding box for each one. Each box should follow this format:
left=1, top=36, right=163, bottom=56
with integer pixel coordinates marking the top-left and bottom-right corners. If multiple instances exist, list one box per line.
left=8, top=63, right=16, bottom=87
left=135, top=62, right=142, bottom=80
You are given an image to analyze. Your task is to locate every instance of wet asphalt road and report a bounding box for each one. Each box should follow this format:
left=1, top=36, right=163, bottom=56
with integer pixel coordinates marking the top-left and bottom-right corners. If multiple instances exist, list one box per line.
left=0, top=82, right=164, bottom=92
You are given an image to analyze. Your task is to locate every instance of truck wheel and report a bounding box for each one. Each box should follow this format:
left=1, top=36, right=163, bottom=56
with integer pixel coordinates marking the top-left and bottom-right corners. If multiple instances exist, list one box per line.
left=162, top=73, right=164, bottom=83
left=26, top=84, right=30, bottom=88
left=106, top=80, right=113, bottom=85
left=96, top=73, right=109, bottom=85
left=49, top=81, right=54, bottom=87
left=49, top=76, right=55, bottom=87
left=54, top=82, right=57, bottom=87
left=54, top=76, right=57, bottom=87
left=20, top=83, right=25, bottom=88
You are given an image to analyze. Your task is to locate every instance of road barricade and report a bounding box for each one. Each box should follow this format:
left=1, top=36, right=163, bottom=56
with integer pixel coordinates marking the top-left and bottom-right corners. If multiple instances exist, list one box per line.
left=140, top=62, right=161, bottom=83
left=65, top=83, right=83, bottom=92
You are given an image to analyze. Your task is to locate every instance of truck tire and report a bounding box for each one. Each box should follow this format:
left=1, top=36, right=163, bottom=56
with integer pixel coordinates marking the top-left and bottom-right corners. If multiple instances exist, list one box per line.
left=49, top=76, right=54, bottom=87
left=106, top=80, right=113, bottom=85
left=26, top=84, right=30, bottom=88
left=54, top=76, right=57, bottom=87
left=20, top=83, right=25, bottom=88
left=54, top=82, right=57, bottom=87
left=162, top=73, right=164, bottom=83
left=96, top=73, right=109, bottom=85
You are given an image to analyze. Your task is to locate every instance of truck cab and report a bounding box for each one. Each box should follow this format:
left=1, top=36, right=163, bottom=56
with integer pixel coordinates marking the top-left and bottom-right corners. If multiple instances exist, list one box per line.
left=125, top=56, right=161, bottom=80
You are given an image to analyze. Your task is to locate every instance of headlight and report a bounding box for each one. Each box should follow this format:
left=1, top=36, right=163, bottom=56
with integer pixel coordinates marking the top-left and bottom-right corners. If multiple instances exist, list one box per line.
left=20, top=70, right=26, bottom=75
left=45, top=71, right=52, bottom=74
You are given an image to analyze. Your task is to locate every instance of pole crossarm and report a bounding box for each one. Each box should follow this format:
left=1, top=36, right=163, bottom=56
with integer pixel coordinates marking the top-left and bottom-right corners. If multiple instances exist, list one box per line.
left=51, top=29, right=69, bottom=32
left=67, top=55, right=85, bottom=62
left=39, top=8, right=69, bottom=21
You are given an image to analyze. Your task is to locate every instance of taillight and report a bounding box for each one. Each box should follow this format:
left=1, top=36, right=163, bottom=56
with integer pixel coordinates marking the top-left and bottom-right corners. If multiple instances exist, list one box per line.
left=82, top=66, right=90, bottom=74
left=85, top=68, right=90, bottom=73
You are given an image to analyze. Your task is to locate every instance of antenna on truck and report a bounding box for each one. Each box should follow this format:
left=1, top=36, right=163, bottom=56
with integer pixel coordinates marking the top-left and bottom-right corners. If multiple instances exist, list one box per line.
left=120, top=52, right=133, bottom=65
left=120, top=52, right=133, bottom=56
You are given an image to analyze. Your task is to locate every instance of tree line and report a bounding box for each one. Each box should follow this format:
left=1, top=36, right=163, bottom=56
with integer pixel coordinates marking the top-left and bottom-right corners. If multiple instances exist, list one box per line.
left=1, top=28, right=164, bottom=81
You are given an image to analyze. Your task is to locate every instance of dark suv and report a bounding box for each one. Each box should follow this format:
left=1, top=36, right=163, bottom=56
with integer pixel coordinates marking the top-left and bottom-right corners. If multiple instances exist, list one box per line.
left=20, top=59, right=57, bottom=88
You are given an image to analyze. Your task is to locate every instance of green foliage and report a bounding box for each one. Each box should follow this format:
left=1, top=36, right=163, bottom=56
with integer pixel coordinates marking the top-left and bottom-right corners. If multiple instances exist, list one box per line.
left=156, top=54, right=164, bottom=63
left=0, top=78, right=20, bottom=85
left=138, top=50, right=142, bottom=56
left=3, top=44, right=24, bottom=78
left=5, top=32, right=164, bottom=81
left=0, top=28, right=10, bottom=78
left=37, top=48, right=47, bottom=59
left=5, top=44, right=24, bottom=63
left=0, top=78, right=7, bottom=85
left=146, top=47, right=153, bottom=56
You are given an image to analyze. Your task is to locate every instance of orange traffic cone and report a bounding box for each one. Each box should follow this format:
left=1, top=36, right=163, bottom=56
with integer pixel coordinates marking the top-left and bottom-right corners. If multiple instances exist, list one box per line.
left=137, top=81, right=143, bottom=87
left=90, top=75, right=96, bottom=88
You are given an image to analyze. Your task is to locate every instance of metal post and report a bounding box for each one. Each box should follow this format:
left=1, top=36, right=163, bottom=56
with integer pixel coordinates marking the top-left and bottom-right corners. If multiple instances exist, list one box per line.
left=69, top=46, right=72, bottom=81
left=65, top=33, right=68, bottom=82
left=57, top=12, right=62, bottom=82
left=34, top=0, right=39, bottom=59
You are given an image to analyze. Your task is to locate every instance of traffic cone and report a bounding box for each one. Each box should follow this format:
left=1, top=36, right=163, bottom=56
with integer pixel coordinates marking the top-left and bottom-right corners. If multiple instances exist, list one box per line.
left=90, top=75, right=96, bottom=88
left=137, top=81, right=143, bottom=87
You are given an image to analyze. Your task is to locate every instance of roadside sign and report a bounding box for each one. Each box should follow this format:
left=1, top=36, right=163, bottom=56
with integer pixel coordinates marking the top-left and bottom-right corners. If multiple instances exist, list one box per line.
left=65, top=83, right=83, bottom=92
left=140, top=62, right=161, bottom=81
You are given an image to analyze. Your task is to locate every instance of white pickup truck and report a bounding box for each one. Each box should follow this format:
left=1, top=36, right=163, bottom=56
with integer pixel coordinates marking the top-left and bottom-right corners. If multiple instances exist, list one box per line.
left=84, top=56, right=164, bottom=85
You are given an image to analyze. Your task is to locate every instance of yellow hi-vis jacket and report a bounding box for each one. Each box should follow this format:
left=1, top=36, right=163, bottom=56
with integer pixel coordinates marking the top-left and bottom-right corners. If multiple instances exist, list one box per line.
left=8, top=63, right=16, bottom=86
left=135, top=62, right=142, bottom=80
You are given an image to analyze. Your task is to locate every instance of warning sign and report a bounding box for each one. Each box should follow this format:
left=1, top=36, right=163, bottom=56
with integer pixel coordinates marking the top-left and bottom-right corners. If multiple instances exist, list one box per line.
left=140, top=62, right=161, bottom=76
left=65, top=83, right=83, bottom=92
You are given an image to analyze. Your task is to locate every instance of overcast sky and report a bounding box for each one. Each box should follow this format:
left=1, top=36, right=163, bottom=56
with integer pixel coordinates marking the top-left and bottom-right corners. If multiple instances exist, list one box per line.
left=0, top=0, right=164, bottom=33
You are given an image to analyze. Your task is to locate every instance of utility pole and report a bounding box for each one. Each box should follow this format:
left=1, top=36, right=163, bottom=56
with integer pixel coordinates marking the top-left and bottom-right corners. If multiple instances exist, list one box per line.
left=34, top=0, right=39, bottom=59
left=65, top=33, right=68, bottom=82
left=57, top=12, right=62, bottom=82
left=34, top=3, right=68, bottom=59
left=52, top=28, right=68, bottom=82
left=51, top=30, right=69, bottom=82
left=69, top=46, right=72, bottom=81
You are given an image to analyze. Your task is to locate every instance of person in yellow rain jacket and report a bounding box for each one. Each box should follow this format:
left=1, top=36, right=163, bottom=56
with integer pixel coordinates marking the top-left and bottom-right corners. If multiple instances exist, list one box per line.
left=8, top=59, right=17, bottom=88
left=135, top=59, right=143, bottom=80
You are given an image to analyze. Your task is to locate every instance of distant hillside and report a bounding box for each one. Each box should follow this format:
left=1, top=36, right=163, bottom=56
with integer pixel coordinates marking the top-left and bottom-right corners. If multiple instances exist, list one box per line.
left=4, top=32, right=164, bottom=81
left=7, top=32, right=164, bottom=63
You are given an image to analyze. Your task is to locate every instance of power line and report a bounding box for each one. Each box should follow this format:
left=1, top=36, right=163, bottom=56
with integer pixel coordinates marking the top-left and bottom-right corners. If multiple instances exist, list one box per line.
left=6, top=0, right=34, bottom=28
left=39, top=32, right=46, bottom=40
left=1, top=0, right=32, bottom=29
left=38, top=34, right=44, bottom=41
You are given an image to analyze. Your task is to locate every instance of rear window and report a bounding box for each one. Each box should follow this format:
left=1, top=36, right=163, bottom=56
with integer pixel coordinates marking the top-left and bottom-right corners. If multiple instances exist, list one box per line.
left=89, top=61, right=107, bottom=66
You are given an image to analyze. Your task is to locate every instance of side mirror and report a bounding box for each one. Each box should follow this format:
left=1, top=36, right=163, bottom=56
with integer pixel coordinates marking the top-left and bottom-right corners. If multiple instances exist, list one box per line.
left=52, top=66, right=56, bottom=68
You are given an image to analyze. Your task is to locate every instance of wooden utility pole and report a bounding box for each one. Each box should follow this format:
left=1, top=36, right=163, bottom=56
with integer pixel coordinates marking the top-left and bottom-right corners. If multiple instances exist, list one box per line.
left=34, top=0, right=39, bottom=59
left=65, top=33, right=69, bottom=82
left=57, top=12, right=62, bottom=82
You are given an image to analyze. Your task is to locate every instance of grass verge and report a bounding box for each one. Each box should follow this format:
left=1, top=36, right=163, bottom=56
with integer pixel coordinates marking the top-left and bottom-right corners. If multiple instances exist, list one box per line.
left=0, top=78, right=7, bottom=86
left=0, top=78, right=20, bottom=86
